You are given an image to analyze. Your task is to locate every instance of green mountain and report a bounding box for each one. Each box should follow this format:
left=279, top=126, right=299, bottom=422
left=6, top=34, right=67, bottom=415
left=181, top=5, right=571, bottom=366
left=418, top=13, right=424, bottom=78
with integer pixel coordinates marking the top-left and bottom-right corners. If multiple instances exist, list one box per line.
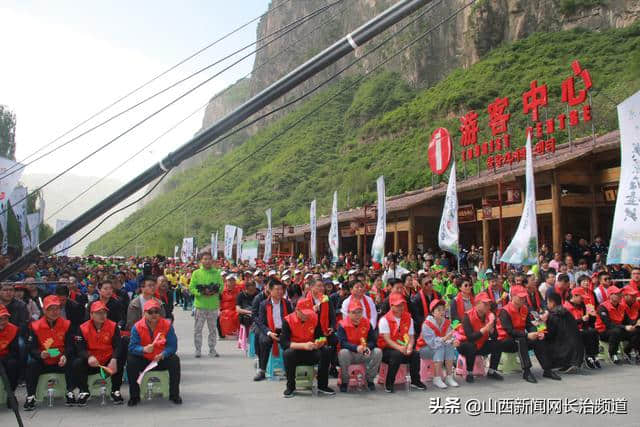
left=85, top=24, right=640, bottom=256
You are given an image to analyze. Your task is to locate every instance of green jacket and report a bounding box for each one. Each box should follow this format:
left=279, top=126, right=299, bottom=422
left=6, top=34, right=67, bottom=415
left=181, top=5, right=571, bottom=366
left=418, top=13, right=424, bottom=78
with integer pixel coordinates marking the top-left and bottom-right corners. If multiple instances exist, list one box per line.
left=189, top=266, right=224, bottom=310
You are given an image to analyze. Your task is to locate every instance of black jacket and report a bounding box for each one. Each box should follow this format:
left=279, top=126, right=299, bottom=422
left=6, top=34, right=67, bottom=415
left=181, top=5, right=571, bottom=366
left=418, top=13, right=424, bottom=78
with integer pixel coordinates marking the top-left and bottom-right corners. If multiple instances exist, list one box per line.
left=256, top=298, right=293, bottom=337
left=63, top=299, right=87, bottom=330
left=4, top=298, right=29, bottom=336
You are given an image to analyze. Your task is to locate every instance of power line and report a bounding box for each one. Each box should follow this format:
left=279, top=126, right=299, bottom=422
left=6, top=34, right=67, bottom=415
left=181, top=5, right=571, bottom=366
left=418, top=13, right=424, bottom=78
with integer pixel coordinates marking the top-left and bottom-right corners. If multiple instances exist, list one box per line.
left=0, top=0, right=341, bottom=182
left=1, top=0, right=293, bottom=179
left=106, top=0, right=472, bottom=256
left=0, top=1, right=344, bottom=217
left=44, top=4, right=349, bottom=222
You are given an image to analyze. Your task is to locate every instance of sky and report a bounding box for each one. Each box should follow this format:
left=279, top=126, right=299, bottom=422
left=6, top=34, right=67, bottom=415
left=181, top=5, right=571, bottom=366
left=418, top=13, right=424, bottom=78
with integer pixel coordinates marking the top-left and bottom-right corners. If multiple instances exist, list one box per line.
left=0, top=0, right=272, bottom=182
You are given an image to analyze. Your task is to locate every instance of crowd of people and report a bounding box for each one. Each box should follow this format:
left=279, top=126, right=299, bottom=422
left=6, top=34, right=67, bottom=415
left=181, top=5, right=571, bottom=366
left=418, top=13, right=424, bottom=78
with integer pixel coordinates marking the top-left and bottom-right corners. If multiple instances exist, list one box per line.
left=0, top=230, right=638, bottom=407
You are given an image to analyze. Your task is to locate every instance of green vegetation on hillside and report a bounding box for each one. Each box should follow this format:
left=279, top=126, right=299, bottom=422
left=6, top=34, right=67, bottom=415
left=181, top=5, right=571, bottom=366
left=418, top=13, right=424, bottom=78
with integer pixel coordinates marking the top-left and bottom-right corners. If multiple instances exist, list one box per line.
left=86, top=24, right=640, bottom=256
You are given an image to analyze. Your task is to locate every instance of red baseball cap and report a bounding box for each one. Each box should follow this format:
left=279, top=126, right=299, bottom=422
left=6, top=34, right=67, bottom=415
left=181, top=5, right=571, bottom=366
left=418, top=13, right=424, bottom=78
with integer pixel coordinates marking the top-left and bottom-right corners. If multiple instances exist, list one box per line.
left=296, top=298, right=313, bottom=311
left=389, top=293, right=405, bottom=307
left=90, top=301, right=109, bottom=313
left=429, top=299, right=445, bottom=312
left=607, top=286, right=622, bottom=296
left=475, top=293, right=492, bottom=304
left=143, top=299, right=161, bottom=312
left=622, top=286, right=638, bottom=297
left=42, top=295, right=61, bottom=310
left=571, top=287, right=587, bottom=297
left=511, top=286, right=527, bottom=299
left=348, top=298, right=363, bottom=312
left=0, top=305, right=9, bottom=317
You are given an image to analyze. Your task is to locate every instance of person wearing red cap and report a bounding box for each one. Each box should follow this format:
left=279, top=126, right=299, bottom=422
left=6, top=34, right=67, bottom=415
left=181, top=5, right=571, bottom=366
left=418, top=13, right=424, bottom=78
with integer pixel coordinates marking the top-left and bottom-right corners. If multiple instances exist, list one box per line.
left=457, top=293, right=504, bottom=383
left=340, top=279, right=377, bottom=329
left=126, top=299, right=181, bottom=406
left=595, top=285, right=637, bottom=364
left=377, top=293, right=426, bottom=392
left=563, top=287, right=600, bottom=369
left=0, top=304, right=20, bottom=405
left=279, top=298, right=335, bottom=397
left=415, top=299, right=459, bottom=389
left=73, top=301, right=124, bottom=406
left=496, top=286, right=558, bottom=383
left=336, top=298, right=381, bottom=392
left=621, top=286, right=640, bottom=363
left=24, top=295, right=75, bottom=411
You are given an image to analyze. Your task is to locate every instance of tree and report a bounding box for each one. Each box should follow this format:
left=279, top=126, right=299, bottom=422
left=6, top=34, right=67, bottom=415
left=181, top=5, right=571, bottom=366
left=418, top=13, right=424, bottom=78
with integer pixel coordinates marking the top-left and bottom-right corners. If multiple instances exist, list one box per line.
left=0, top=105, right=16, bottom=160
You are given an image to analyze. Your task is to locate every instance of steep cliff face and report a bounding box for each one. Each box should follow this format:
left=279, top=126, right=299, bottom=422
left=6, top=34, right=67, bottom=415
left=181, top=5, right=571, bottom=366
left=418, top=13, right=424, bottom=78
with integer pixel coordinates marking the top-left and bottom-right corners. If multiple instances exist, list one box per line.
left=145, top=0, right=638, bottom=202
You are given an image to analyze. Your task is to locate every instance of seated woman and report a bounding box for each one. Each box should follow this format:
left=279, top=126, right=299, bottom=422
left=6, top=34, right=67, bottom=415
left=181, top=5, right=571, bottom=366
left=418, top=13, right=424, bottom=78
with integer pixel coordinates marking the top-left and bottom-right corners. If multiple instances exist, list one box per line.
left=416, top=299, right=459, bottom=389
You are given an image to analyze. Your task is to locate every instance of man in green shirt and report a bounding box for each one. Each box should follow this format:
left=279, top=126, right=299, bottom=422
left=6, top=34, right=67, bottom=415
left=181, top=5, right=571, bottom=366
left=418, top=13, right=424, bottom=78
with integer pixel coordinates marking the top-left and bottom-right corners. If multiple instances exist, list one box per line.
left=189, top=253, right=224, bottom=358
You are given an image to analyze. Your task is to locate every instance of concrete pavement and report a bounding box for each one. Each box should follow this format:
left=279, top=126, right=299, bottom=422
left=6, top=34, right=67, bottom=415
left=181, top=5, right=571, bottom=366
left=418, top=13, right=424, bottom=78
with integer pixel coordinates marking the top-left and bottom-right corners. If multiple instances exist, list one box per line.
left=2, top=307, right=639, bottom=427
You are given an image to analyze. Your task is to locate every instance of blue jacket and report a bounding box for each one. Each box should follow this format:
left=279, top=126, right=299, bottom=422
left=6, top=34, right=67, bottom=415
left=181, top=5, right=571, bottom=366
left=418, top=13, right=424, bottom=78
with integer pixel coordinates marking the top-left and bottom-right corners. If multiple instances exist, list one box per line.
left=129, top=320, right=178, bottom=359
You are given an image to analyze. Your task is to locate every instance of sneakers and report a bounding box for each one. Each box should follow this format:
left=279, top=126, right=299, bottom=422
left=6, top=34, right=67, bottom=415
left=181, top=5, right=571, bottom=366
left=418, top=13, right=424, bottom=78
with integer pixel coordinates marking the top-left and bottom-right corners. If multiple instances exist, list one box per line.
left=585, top=357, right=596, bottom=369
left=433, top=377, right=447, bottom=389
left=594, top=359, right=602, bottom=369
left=339, top=384, right=348, bottom=393
left=411, top=380, right=427, bottom=390
left=523, top=369, right=537, bottom=383
left=465, top=373, right=474, bottom=383
left=209, top=350, right=219, bottom=358
left=111, top=390, right=124, bottom=405
left=384, top=384, right=394, bottom=393
left=23, top=395, right=36, bottom=411
left=170, top=395, right=183, bottom=404
left=65, top=391, right=77, bottom=406
left=317, top=386, right=336, bottom=395
left=558, top=365, right=577, bottom=374
left=367, top=382, right=376, bottom=391
left=195, top=351, right=201, bottom=358
left=283, top=388, right=295, bottom=398
left=127, top=397, right=140, bottom=407
left=445, top=375, right=459, bottom=387
left=543, top=370, right=562, bottom=380
left=612, top=354, right=622, bottom=365
left=253, top=371, right=266, bottom=381
left=76, top=392, right=90, bottom=407
left=487, top=370, right=504, bottom=381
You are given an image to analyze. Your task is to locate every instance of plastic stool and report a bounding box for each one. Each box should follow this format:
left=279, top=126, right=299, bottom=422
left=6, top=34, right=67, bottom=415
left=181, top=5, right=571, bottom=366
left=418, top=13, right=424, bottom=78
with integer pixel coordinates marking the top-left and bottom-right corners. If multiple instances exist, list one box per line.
left=140, top=370, right=170, bottom=400
left=597, top=341, right=622, bottom=363
left=337, top=364, right=366, bottom=390
left=266, top=348, right=285, bottom=380
left=377, top=362, right=408, bottom=385
left=419, top=358, right=434, bottom=382
left=295, top=365, right=316, bottom=392
left=35, top=373, right=67, bottom=404
left=498, top=352, right=521, bottom=374
left=455, top=355, right=487, bottom=377
left=88, top=373, right=112, bottom=405
left=248, top=330, right=256, bottom=358
left=237, top=324, right=248, bottom=354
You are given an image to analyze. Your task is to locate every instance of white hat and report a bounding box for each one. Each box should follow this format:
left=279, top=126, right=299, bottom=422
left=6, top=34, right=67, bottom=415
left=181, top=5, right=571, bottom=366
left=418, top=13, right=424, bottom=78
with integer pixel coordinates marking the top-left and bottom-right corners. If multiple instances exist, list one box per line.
left=332, top=280, right=339, bottom=285
left=294, top=269, right=301, bottom=274
left=281, top=275, right=290, bottom=281
left=347, top=269, right=357, bottom=275
left=253, top=269, right=262, bottom=276
left=227, top=274, right=237, bottom=281
left=304, top=273, right=312, bottom=279
left=221, top=271, right=228, bottom=277
left=322, top=273, right=332, bottom=279
left=526, top=270, right=535, bottom=276
left=418, top=269, right=426, bottom=276
left=268, top=270, right=277, bottom=277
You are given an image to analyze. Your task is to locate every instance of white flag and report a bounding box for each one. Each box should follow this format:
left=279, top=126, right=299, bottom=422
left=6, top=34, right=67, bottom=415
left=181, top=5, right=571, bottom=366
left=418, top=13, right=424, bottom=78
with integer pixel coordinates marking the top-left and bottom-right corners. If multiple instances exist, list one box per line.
left=608, top=90, right=640, bottom=264
left=371, top=176, right=387, bottom=264
left=180, top=237, right=194, bottom=261
left=10, top=186, right=31, bottom=255
left=310, top=200, right=317, bottom=265
left=438, top=162, right=459, bottom=256
left=328, top=191, right=339, bottom=263
left=174, top=245, right=179, bottom=259
left=0, top=158, right=23, bottom=255
left=54, top=219, right=72, bottom=256
left=211, top=231, right=218, bottom=259
left=501, top=133, right=538, bottom=265
left=27, top=213, right=40, bottom=249
left=236, top=228, right=243, bottom=263
left=263, top=209, right=272, bottom=262
left=224, top=225, right=236, bottom=260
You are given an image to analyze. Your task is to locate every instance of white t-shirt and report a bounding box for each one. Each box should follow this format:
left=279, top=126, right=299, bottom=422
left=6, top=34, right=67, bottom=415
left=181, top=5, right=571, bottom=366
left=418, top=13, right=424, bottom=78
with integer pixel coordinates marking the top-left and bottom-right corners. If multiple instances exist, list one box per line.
left=271, top=299, right=282, bottom=329
left=378, top=315, right=414, bottom=336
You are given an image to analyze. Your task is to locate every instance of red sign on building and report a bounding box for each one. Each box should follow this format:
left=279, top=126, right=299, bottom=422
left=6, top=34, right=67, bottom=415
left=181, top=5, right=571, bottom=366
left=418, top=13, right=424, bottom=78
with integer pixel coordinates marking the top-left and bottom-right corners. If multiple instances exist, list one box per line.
left=428, top=127, right=452, bottom=175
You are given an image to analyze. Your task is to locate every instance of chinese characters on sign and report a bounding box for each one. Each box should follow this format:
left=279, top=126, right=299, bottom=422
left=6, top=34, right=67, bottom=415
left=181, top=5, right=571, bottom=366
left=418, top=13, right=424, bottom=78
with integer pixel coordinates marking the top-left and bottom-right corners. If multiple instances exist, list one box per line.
left=456, top=60, right=593, bottom=170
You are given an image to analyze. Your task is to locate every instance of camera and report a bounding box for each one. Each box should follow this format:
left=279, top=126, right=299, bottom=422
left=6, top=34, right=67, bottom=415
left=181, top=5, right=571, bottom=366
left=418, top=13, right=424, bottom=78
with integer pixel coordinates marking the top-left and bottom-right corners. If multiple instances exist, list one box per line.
left=196, top=283, right=220, bottom=294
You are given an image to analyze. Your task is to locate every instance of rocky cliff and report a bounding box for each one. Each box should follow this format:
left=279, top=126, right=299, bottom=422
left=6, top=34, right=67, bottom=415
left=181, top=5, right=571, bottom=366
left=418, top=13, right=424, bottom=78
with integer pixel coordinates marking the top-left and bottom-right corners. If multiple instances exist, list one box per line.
left=144, top=0, right=639, bottom=202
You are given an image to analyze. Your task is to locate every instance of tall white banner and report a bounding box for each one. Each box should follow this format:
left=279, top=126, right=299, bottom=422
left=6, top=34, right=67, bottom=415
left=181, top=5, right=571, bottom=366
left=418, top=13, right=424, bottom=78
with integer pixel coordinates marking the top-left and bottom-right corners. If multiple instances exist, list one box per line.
left=242, top=240, right=259, bottom=267
left=211, top=231, right=218, bottom=259
left=236, top=228, right=243, bottom=263
left=224, top=225, right=237, bottom=260
left=173, top=245, right=179, bottom=259
left=27, top=213, right=40, bottom=249
left=501, top=133, right=538, bottom=265
left=310, top=200, right=317, bottom=265
left=438, top=162, right=459, bottom=256
left=263, top=209, right=272, bottom=262
left=608, top=90, right=640, bottom=264
left=54, top=219, right=72, bottom=256
left=180, top=237, right=194, bottom=261
left=0, top=158, right=23, bottom=255
left=328, top=191, right=339, bottom=262
left=10, top=186, right=31, bottom=255
left=371, top=176, right=387, bottom=264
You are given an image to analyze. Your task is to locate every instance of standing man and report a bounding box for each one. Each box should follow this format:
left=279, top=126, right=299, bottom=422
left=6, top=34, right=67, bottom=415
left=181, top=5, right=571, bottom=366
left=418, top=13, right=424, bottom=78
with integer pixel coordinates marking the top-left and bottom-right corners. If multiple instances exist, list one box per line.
left=189, top=253, right=224, bottom=358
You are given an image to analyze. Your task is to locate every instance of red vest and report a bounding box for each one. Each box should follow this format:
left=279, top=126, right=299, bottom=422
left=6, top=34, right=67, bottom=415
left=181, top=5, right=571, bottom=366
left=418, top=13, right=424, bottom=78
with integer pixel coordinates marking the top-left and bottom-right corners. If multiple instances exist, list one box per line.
left=596, top=285, right=609, bottom=303
left=454, top=293, right=473, bottom=321
left=284, top=311, right=318, bottom=344
left=563, top=301, right=585, bottom=330
left=554, top=285, right=569, bottom=304
left=376, top=311, right=411, bottom=349
left=526, top=290, right=543, bottom=312
left=416, top=317, right=450, bottom=350
left=485, top=287, right=508, bottom=310
left=309, top=294, right=330, bottom=335
left=458, top=308, right=490, bottom=349
left=0, top=322, right=18, bottom=358
left=220, top=287, right=239, bottom=312
left=497, top=302, right=528, bottom=340
left=340, top=316, right=370, bottom=347
left=622, top=299, right=640, bottom=323
left=31, top=317, right=71, bottom=366
left=418, top=289, right=439, bottom=316
left=79, top=319, right=117, bottom=365
left=595, top=301, right=625, bottom=332
left=135, top=318, right=171, bottom=361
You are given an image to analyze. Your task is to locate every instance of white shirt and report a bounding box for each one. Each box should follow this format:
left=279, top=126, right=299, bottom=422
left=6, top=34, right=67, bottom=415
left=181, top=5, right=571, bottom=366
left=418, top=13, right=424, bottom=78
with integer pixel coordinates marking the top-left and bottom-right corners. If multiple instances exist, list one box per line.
left=378, top=315, right=414, bottom=336
left=271, top=299, right=282, bottom=329
left=341, top=295, right=377, bottom=328
left=381, top=265, right=410, bottom=283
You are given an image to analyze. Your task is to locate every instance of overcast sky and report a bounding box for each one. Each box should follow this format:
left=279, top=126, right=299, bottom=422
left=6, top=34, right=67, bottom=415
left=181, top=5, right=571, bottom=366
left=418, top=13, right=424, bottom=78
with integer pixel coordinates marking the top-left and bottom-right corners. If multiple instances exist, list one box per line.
left=0, top=0, right=271, bottom=182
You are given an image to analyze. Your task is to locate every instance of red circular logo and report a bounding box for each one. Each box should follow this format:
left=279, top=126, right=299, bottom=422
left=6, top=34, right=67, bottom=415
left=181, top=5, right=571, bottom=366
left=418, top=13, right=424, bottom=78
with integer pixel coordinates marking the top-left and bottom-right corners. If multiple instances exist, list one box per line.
left=428, top=128, right=452, bottom=175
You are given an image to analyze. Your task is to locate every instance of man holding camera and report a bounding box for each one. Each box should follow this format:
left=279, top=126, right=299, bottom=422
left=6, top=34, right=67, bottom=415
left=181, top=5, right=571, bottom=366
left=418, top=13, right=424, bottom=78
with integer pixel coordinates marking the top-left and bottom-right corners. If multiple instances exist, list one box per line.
left=189, top=253, right=223, bottom=358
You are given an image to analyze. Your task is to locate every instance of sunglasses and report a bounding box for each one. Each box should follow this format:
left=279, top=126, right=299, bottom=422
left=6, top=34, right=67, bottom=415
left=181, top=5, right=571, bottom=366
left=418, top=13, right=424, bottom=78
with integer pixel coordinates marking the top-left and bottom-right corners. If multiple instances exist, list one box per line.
left=146, top=309, right=161, bottom=315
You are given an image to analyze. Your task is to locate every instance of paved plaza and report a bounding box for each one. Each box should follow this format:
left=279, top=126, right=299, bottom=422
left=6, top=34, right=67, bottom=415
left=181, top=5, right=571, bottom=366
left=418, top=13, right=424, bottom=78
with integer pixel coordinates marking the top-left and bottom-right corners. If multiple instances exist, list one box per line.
left=2, top=308, right=639, bottom=427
